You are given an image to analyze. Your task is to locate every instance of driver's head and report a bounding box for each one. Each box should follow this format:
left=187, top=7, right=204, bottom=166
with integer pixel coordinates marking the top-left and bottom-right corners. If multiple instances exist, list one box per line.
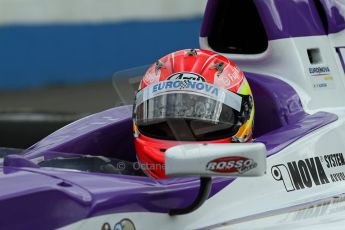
left=133, top=49, right=254, bottom=179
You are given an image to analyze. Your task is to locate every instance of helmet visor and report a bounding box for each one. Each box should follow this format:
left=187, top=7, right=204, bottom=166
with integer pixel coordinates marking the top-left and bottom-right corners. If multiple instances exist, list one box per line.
left=134, top=80, right=251, bottom=141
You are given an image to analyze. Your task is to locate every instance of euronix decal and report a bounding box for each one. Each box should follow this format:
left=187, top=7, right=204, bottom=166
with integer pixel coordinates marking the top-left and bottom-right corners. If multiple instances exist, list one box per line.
left=271, top=153, right=345, bottom=192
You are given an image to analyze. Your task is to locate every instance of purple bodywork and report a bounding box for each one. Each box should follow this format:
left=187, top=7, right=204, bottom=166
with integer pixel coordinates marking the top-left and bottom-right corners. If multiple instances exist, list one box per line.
left=201, top=0, right=345, bottom=39
left=0, top=72, right=337, bottom=229
left=1, top=0, right=344, bottom=229
left=319, top=0, right=345, bottom=34
left=201, top=0, right=325, bottom=39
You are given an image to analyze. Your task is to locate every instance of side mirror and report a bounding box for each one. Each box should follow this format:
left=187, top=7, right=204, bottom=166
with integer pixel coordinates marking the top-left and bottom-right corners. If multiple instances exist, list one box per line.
left=165, top=143, right=267, bottom=215
left=166, top=143, right=267, bottom=177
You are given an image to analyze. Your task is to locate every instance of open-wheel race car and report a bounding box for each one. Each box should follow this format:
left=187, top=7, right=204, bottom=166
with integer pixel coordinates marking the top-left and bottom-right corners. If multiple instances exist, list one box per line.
left=3, top=0, right=345, bottom=229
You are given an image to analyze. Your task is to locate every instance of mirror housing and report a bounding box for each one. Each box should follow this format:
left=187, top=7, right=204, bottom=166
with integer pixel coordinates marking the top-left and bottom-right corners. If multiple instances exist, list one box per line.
left=165, top=143, right=267, bottom=177
left=166, top=142, right=267, bottom=215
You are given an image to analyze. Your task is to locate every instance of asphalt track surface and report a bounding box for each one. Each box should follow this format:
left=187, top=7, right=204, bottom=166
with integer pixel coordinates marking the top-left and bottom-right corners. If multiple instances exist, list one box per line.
left=0, top=81, right=121, bottom=148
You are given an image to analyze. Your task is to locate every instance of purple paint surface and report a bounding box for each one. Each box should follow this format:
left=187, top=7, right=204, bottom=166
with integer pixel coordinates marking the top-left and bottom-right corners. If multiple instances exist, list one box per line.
left=201, top=0, right=326, bottom=40
left=200, top=0, right=219, bottom=37
left=246, top=72, right=338, bottom=154
left=255, top=0, right=325, bottom=40
left=26, top=106, right=137, bottom=162
left=319, top=0, right=345, bottom=34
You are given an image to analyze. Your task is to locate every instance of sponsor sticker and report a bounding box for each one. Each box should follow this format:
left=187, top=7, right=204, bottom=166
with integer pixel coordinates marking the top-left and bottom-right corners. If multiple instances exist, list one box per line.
left=206, top=156, right=257, bottom=174
left=152, top=80, right=219, bottom=96
left=135, top=79, right=243, bottom=112
left=167, top=72, right=205, bottom=82
left=272, top=153, right=345, bottom=192
left=308, top=66, right=335, bottom=89
left=101, top=219, right=136, bottom=230
left=214, top=65, right=243, bottom=90
left=309, top=66, right=331, bottom=75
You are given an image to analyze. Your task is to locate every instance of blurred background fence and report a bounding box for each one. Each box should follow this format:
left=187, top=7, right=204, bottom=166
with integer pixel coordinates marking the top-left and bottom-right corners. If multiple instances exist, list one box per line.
left=0, top=0, right=207, bottom=148
left=0, top=0, right=206, bottom=90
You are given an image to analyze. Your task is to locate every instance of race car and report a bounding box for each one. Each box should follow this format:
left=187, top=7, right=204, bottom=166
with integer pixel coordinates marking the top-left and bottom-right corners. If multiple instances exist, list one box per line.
left=2, top=0, right=345, bottom=229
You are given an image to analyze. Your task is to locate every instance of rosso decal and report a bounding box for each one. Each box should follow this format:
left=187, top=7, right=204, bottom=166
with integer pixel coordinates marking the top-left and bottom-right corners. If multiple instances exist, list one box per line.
left=271, top=153, right=345, bottom=192
left=206, top=156, right=257, bottom=174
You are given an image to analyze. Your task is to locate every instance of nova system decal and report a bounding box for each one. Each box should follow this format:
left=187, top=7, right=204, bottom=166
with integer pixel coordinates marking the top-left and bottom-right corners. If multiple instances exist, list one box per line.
left=272, top=153, right=345, bottom=192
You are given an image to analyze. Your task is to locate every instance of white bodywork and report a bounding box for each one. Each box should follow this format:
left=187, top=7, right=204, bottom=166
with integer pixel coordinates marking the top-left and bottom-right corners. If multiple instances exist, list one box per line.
left=60, top=115, right=345, bottom=229
left=59, top=30, right=345, bottom=229
left=201, top=35, right=345, bottom=111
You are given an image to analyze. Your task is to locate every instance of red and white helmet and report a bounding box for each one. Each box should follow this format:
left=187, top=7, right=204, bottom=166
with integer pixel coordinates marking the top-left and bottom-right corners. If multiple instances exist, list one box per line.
left=133, top=49, right=254, bottom=179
